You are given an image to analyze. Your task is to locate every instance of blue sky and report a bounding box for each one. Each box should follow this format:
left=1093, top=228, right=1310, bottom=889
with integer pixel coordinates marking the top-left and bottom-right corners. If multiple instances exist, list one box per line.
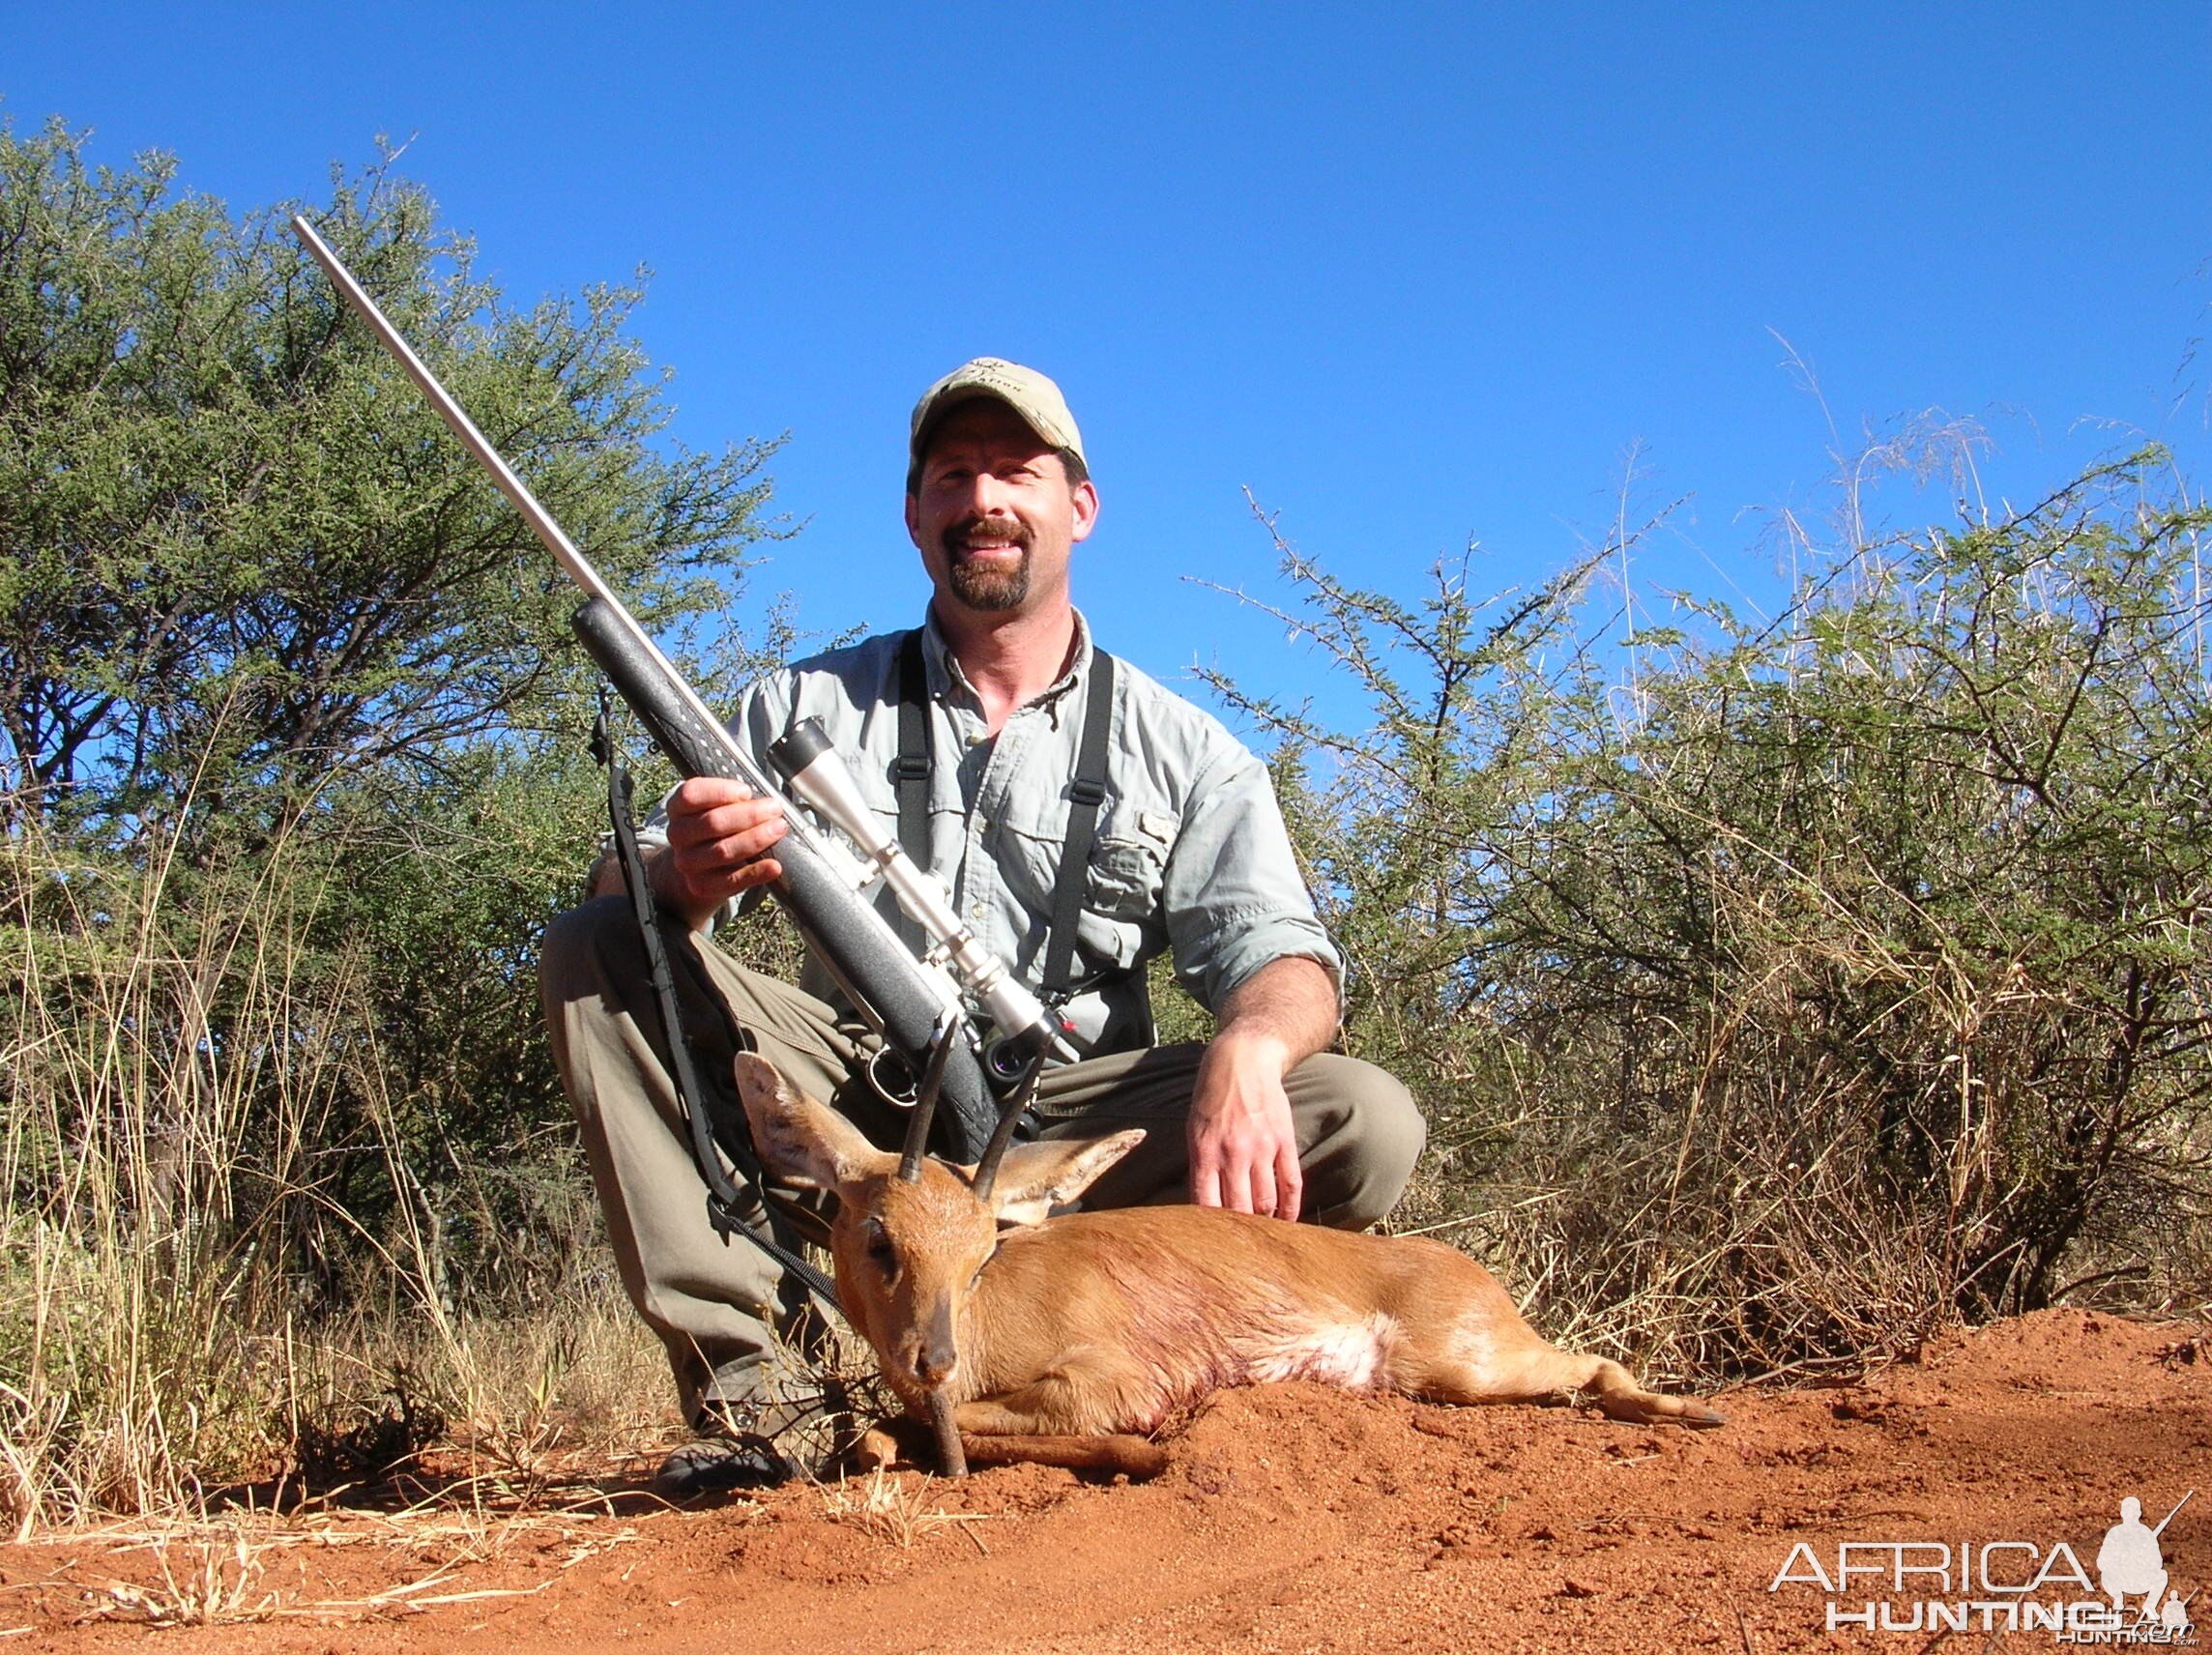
left=9, top=3, right=2210, bottom=733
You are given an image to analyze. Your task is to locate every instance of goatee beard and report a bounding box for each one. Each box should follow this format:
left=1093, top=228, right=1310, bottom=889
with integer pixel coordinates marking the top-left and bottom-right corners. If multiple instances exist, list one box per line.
left=942, top=515, right=1033, bottom=613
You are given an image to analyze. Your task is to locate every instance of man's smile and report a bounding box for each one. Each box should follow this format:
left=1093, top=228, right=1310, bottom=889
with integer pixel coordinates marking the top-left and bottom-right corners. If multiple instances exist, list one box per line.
left=943, top=515, right=1033, bottom=561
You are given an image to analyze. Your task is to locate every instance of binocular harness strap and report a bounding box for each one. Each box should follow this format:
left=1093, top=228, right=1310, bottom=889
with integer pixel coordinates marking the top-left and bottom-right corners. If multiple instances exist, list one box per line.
left=894, top=627, right=1119, bottom=1009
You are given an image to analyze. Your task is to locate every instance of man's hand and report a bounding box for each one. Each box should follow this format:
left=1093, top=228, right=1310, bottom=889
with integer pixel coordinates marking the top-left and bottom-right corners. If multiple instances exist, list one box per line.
left=654, top=777, right=788, bottom=930
left=1189, top=1029, right=1303, bottom=1221
left=1187, top=955, right=1339, bottom=1222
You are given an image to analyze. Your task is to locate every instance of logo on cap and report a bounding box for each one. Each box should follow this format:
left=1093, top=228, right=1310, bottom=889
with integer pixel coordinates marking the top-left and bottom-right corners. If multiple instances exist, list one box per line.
left=909, top=358, right=1086, bottom=471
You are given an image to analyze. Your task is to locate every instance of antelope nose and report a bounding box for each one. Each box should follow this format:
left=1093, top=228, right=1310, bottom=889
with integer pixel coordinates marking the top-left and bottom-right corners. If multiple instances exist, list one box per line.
left=915, top=1339, right=957, bottom=1384
left=915, top=1308, right=959, bottom=1384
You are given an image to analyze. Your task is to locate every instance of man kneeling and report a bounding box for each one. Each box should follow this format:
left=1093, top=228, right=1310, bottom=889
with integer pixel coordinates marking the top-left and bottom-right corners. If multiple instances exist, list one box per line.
left=538, top=358, right=1425, bottom=1492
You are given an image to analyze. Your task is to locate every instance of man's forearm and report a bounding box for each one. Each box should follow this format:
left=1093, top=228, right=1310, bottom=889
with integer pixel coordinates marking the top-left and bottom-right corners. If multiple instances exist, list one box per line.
left=1210, top=955, right=1339, bottom=1070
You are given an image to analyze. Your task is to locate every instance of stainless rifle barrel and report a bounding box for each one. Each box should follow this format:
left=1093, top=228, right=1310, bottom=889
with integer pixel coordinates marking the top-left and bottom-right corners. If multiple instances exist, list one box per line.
left=288, top=214, right=1074, bottom=1070
left=287, top=214, right=773, bottom=809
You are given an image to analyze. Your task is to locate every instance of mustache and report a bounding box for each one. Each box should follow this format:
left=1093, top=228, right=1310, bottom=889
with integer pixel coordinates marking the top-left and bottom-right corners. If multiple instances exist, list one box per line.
left=941, top=514, right=1033, bottom=558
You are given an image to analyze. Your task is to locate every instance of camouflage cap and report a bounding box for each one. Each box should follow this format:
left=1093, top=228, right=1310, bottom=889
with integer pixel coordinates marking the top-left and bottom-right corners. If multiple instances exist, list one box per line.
left=908, top=358, right=1086, bottom=476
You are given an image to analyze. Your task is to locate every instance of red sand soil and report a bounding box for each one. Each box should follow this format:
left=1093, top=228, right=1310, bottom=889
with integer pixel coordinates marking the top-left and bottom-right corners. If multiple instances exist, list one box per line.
left=10, top=1310, right=2212, bottom=1652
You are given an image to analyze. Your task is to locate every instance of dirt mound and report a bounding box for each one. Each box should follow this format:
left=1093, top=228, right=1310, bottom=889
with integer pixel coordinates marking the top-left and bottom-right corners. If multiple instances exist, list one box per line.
left=13, top=1311, right=2212, bottom=1652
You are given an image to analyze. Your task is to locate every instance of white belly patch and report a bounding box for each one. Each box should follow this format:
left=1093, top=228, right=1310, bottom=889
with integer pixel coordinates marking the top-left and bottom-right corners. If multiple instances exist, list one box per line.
left=1241, top=1313, right=1399, bottom=1389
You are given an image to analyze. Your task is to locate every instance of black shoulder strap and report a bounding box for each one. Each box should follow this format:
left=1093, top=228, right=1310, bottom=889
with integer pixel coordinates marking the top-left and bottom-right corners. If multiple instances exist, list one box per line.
left=590, top=692, right=842, bottom=1319
left=1041, top=647, right=1116, bottom=999
left=895, top=630, right=1117, bottom=1002
left=893, top=629, right=930, bottom=950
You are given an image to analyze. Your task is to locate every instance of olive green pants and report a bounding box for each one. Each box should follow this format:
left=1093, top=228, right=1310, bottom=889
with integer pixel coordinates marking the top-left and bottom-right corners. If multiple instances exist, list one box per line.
left=538, top=896, right=1425, bottom=1420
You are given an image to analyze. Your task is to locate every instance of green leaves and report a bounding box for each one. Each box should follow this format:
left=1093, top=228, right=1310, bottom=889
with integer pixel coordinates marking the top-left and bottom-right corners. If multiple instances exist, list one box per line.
left=1232, top=452, right=2212, bottom=1373
left=0, top=119, right=778, bottom=837
left=0, top=118, right=790, bottom=1336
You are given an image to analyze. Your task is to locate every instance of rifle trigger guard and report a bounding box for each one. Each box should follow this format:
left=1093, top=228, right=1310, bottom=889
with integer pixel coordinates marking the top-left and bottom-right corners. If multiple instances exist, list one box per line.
left=865, top=1046, right=920, bottom=1110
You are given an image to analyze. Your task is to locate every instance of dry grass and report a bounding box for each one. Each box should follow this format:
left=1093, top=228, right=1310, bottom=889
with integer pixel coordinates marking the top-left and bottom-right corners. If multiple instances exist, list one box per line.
left=2, top=816, right=330, bottom=1525
left=9, top=1494, right=646, bottom=1630
left=0, top=809, right=678, bottom=1534
left=817, top=1466, right=987, bottom=1549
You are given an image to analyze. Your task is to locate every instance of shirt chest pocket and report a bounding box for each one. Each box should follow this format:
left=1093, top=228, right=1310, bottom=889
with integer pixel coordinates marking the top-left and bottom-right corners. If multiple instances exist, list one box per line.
left=996, top=803, right=1177, bottom=973
left=1087, top=810, right=1177, bottom=917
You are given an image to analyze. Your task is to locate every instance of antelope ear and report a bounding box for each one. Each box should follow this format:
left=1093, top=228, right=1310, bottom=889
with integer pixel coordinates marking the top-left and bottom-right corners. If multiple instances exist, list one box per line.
left=980, top=1129, right=1147, bottom=1226
left=732, top=1054, right=889, bottom=1191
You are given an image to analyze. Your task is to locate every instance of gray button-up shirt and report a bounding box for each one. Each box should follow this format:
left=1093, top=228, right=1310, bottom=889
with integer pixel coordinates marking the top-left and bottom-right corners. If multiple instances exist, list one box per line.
left=643, top=609, right=1340, bottom=1059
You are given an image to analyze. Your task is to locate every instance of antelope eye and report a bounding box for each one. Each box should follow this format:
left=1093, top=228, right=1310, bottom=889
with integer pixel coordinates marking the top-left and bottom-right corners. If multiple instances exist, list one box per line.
left=862, top=1220, right=896, bottom=1269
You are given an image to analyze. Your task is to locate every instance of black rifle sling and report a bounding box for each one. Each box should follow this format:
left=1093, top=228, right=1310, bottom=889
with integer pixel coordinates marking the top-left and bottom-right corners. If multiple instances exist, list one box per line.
left=892, top=630, right=930, bottom=954
left=1043, top=647, right=1117, bottom=1000
left=591, top=697, right=842, bottom=1319
left=897, top=635, right=1118, bottom=1003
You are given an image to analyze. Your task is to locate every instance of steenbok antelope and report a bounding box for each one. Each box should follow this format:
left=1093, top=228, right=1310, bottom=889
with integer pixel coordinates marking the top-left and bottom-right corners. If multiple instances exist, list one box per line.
left=733, top=1054, right=1723, bottom=1474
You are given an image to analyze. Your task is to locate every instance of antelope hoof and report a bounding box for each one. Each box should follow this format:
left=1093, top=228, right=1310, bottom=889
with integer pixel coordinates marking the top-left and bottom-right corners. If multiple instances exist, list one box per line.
left=853, top=1426, right=904, bottom=1471
left=960, top=1433, right=1171, bottom=1481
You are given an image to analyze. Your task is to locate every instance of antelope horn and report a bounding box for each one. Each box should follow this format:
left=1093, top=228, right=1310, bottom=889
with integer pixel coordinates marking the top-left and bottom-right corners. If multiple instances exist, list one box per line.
left=897, top=1026, right=958, bottom=1181
left=928, top=1388, right=968, bottom=1477
left=969, top=1058, right=1044, bottom=1203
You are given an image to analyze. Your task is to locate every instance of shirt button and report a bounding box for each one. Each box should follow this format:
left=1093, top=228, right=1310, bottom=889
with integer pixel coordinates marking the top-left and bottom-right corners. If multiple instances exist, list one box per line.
left=970, top=902, right=987, bottom=919
left=967, top=730, right=988, bottom=746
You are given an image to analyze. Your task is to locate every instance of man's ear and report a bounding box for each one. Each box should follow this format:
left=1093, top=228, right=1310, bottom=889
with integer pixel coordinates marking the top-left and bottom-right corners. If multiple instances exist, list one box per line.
left=732, top=1054, right=889, bottom=1191
left=1067, top=477, right=1099, bottom=544
left=979, top=1129, right=1146, bottom=1226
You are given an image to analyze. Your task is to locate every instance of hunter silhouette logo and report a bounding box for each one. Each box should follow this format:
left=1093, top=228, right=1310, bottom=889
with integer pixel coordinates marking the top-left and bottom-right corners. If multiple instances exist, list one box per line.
left=1769, top=1490, right=2196, bottom=1642
left=2101, top=1495, right=2194, bottom=1635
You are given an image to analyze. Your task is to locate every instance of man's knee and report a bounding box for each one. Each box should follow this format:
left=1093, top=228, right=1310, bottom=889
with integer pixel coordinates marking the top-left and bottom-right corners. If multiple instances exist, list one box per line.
left=1295, top=1054, right=1427, bottom=1231
left=538, top=894, right=645, bottom=1007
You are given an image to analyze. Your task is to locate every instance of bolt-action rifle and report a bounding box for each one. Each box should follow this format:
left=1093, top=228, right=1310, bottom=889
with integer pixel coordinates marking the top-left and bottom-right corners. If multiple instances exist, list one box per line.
left=289, top=215, right=1072, bottom=1162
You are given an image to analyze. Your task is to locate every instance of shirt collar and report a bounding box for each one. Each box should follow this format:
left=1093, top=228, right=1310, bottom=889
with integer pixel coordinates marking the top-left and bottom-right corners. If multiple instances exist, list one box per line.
left=919, top=607, right=1093, bottom=716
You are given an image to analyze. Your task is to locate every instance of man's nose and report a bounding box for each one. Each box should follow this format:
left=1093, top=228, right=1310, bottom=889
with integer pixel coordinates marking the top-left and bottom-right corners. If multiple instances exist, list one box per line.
left=969, top=469, right=1013, bottom=513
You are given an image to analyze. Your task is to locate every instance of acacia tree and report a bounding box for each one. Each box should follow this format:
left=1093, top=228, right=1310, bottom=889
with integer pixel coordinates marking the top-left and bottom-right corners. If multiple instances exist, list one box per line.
left=0, top=118, right=791, bottom=1321
left=0, top=117, right=775, bottom=835
left=1221, top=453, right=2212, bottom=1377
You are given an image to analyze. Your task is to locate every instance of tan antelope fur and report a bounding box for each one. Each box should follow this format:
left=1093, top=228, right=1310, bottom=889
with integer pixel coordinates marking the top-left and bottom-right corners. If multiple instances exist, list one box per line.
left=733, top=1055, right=1725, bottom=1450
